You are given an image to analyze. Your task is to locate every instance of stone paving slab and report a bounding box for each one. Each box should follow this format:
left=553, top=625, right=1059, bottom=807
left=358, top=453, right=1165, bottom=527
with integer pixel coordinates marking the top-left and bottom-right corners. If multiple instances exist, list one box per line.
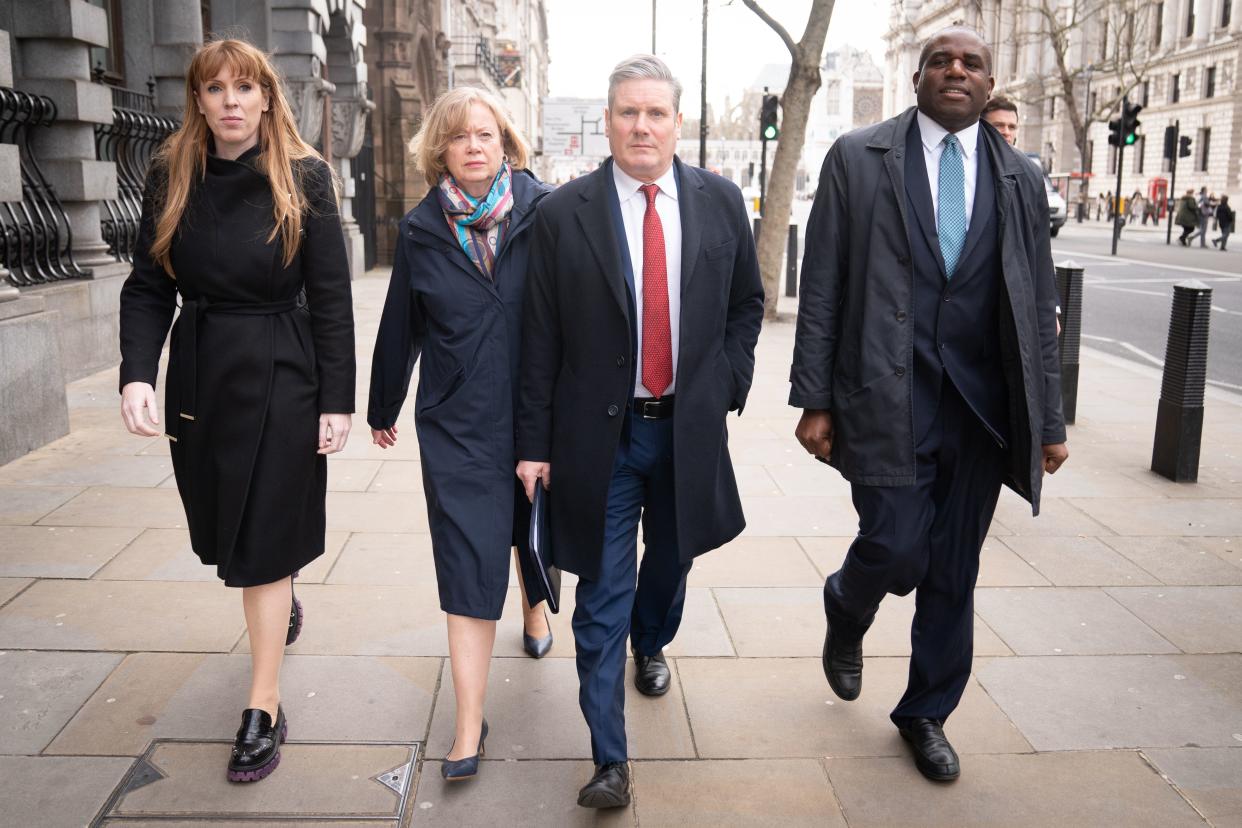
left=1101, top=537, right=1242, bottom=585
left=326, top=491, right=431, bottom=533
left=1106, top=586, right=1242, bottom=653
left=1145, top=748, right=1242, bottom=827
left=49, top=653, right=441, bottom=756
left=0, top=577, right=32, bottom=607
left=711, top=587, right=1010, bottom=658
left=1072, top=498, right=1242, bottom=536
left=324, top=532, right=437, bottom=586
left=102, top=741, right=416, bottom=822
left=36, top=486, right=188, bottom=529
left=426, top=655, right=695, bottom=760
left=738, top=495, right=858, bottom=537
left=0, top=452, right=172, bottom=488
left=687, top=537, right=823, bottom=587
left=0, top=484, right=85, bottom=525
left=991, top=494, right=1114, bottom=537
left=824, top=751, right=1205, bottom=827
left=0, top=756, right=134, bottom=828
left=677, top=657, right=1030, bottom=759
left=999, top=535, right=1161, bottom=586
left=326, top=459, right=383, bottom=492
left=91, top=529, right=347, bottom=583
left=973, top=587, right=1180, bottom=655
left=0, top=526, right=141, bottom=578
left=366, top=460, right=425, bottom=493
left=0, top=650, right=122, bottom=754
left=798, top=535, right=1053, bottom=588
left=763, top=460, right=854, bottom=497
left=732, top=463, right=785, bottom=496
left=631, top=759, right=847, bottom=826
left=0, top=580, right=244, bottom=652
left=976, top=655, right=1242, bottom=751
left=411, top=759, right=634, bottom=825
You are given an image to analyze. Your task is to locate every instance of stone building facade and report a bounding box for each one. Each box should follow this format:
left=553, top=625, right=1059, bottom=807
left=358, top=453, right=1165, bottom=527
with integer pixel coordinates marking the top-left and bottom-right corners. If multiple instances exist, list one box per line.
left=883, top=0, right=1242, bottom=205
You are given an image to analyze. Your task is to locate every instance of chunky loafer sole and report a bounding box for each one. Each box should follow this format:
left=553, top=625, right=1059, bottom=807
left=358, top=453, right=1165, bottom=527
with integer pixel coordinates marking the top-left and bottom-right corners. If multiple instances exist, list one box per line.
left=227, top=717, right=287, bottom=783
left=577, top=786, right=631, bottom=809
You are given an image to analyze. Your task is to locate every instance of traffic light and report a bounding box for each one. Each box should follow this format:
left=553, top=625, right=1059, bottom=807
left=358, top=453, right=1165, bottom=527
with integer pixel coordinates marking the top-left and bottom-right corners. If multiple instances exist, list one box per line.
left=1108, top=114, right=1123, bottom=147
left=1178, top=135, right=1192, bottom=158
left=1163, top=125, right=1176, bottom=160
left=1121, top=99, right=1142, bottom=146
left=760, top=94, right=779, bottom=141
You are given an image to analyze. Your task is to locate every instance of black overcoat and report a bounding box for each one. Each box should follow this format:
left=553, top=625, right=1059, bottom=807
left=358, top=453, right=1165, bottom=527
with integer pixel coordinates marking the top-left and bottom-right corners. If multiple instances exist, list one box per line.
left=367, top=171, right=552, bottom=616
left=789, top=107, right=1066, bottom=514
left=516, top=158, right=765, bottom=580
left=119, top=148, right=355, bottom=586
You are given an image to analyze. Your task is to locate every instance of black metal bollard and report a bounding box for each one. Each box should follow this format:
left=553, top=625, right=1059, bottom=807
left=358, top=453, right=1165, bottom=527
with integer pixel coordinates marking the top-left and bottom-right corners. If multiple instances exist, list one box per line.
left=1151, top=280, right=1212, bottom=482
left=785, top=224, right=798, bottom=298
left=752, top=217, right=761, bottom=241
left=1054, top=261, right=1084, bottom=424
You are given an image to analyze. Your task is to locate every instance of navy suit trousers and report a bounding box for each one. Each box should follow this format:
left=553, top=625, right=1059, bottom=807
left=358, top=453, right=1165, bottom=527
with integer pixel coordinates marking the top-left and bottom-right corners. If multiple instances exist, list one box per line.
left=824, top=379, right=1004, bottom=726
left=574, top=414, right=691, bottom=764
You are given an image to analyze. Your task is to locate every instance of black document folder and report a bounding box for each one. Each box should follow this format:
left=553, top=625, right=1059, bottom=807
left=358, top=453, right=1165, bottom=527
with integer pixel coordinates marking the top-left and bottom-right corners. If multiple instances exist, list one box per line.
left=521, top=484, right=561, bottom=613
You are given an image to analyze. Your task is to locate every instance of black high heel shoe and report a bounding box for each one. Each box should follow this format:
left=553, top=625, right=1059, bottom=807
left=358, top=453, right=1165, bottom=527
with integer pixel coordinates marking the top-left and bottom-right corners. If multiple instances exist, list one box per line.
left=286, top=573, right=303, bottom=646
left=227, top=705, right=287, bottom=783
left=523, top=610, right=553, bottom=659
left=441, top=718, right=488, bottom=781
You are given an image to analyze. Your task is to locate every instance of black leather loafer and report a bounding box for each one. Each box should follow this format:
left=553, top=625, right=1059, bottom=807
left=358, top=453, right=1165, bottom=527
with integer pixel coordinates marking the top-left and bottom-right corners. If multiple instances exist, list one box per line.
left=227, top=706, right=286, bottom=783
left=822, top=617, right=862, bottom=701
left=441, top=718, right=488, bottom=781
left=523, top=610, right=553, bottom=659
left=577, top=761, right=630, bottom=808
left=633, top=650, right=671, bottom=696
left=899, top=718, right=961, bottom=782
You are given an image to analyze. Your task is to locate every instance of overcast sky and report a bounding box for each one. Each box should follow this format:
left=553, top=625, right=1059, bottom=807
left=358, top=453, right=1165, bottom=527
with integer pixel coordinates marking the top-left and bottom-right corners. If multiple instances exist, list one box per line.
left=544, top=0, right=888, bottom=111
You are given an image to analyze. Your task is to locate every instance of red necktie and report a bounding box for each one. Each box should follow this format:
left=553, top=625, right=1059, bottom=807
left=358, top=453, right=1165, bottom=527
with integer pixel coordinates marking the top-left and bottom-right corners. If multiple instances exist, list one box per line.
left=639, top=183, right=672, bottom=398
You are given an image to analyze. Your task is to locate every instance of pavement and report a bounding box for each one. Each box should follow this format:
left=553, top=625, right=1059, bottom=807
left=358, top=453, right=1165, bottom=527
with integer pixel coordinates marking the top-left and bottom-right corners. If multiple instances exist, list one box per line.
left=2, top=267, right=1241, bottom=826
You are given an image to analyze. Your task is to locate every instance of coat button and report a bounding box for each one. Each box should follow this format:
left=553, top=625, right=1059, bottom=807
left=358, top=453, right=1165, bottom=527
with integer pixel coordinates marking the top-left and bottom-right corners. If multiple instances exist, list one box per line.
left=617, top=356, right=626, bottom=367
left=895, top=310, right=907, bottom=322
left=944, top=293, right=952, bottom=302
left=895, top=366, right=906, bottom=377
left=607, top=404, right=620, bottom=417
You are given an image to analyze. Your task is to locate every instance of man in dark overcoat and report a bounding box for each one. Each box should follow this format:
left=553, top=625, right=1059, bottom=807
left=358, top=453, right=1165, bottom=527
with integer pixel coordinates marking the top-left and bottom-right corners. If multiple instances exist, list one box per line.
left=516, top=54, right=764, bottom=808
left=790, top=26, right=1069, bottom=782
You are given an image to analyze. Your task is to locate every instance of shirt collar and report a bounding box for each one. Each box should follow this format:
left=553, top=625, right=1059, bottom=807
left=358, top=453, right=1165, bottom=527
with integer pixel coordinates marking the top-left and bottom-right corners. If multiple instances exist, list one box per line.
left=917, top=110, right=979, bottom=160
left=612, top=159, right=679, bottom=203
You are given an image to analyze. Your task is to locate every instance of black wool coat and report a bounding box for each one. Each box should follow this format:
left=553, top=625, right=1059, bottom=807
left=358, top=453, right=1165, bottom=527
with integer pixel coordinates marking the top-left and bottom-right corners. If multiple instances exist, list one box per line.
left=516, top=157, right=765, bottom=580
left=789, top=108, right=1066, bottom=514
left=119, top=148, right=355, bottom=586
left=368, top=170, right=552, bottom=604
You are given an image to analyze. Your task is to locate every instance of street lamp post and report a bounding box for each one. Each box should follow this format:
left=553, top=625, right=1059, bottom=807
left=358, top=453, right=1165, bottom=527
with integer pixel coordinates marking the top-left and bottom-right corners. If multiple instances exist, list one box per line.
left=699, top=0, right=707, bottom=168
left=1079, top=64, right=1093, bottom=222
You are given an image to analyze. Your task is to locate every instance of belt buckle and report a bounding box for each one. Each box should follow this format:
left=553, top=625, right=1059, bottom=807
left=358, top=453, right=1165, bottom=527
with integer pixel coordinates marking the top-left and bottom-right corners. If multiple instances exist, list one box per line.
left=639, top=399, right=661, bottom=419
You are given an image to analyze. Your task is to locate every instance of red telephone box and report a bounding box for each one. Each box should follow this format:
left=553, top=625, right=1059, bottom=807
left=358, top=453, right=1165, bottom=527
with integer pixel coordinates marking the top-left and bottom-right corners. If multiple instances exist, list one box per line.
left=1149, top=177, right=1169, bottom=219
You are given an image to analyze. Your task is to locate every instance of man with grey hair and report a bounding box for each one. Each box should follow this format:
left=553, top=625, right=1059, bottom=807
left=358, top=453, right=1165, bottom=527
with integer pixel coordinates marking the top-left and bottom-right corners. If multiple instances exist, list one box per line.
left=517, top=54, right=763, bottom=807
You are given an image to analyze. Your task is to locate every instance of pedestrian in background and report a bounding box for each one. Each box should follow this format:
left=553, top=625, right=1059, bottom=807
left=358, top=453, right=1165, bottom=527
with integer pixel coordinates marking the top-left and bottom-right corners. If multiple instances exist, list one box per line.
left=1213, top=195, right=1234, bottom=251
left=1187, top=186, right=1214, bottom=247
left=367, top=86, right=554, bottom=782
left=980, top=95, right=1018, bottom=146
left=516, top=54, right=763, bottom=808
left=118, top=39, right=355, bottom=783
left=792, top=25, right=1067, bottom=784
left=1128, top=190, right=1145, bottom=225
left=1176, top=189, right=1199, bottom=245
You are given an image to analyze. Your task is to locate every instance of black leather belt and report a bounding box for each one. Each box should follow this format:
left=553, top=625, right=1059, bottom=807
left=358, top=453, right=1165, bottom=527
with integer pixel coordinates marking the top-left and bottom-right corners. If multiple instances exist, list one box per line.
left=632, top=395, right=674, bottom=419
left=167, top=294, right=303, bottom=440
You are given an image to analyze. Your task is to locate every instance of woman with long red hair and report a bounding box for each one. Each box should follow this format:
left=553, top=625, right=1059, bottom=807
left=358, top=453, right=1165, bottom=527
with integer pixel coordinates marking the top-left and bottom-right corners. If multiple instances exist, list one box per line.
left=118, top=39, right=354, bottom=783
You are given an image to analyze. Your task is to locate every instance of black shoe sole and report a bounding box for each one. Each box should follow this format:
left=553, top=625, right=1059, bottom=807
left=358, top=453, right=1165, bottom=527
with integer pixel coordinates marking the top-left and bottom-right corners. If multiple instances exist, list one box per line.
left=634, top=680, right=670, bottom=697
left=577, top=788, right=631, bottom=808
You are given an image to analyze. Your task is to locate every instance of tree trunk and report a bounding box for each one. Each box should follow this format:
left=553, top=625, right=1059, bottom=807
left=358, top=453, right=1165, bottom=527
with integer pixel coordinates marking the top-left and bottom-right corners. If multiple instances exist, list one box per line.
left=744, top=0, right=834, bottom=320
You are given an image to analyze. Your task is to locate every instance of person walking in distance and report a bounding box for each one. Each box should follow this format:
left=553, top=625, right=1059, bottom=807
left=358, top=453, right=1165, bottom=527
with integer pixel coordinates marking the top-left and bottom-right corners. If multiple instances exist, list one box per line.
left=1212, top=195, right=1234, bottom=250
left=790, top=26, right=1068, bottom=783
left=515, top=54, right=764, bottom=808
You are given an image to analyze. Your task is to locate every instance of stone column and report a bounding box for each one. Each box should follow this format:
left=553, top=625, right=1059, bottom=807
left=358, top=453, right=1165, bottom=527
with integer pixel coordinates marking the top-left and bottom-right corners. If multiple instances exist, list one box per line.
left=1161, top=0, right=1179, bottom=50
left=151, top=0, right=202, bottom=118
left=13, top=0, right=126, bottom=277
left=1193, top=0, right=1210, bottom=40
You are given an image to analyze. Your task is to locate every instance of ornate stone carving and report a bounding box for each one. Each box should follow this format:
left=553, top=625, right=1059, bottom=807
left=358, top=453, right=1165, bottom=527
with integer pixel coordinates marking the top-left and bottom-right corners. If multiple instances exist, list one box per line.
left=331, top=83, right=375, bottom=160
left=284, top=75, right=335, bottom=146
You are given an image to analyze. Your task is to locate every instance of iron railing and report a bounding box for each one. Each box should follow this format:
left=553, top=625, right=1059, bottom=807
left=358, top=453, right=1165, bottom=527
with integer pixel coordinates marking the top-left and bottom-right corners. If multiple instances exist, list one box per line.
left=451, top=36, right=506, bottom=88
left=0, top=88, right=86, bottom=286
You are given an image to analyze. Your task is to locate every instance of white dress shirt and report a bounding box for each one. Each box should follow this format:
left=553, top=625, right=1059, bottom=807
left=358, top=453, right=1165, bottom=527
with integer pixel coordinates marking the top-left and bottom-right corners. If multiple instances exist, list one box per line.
left=613, top=161, right=682, bottom=398
left=916, top=110, right=979, bottom=228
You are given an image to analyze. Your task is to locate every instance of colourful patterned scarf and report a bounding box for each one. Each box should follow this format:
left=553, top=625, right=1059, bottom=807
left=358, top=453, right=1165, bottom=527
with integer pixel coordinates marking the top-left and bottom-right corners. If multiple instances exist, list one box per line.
left=435, top=162, right=514, bottom=280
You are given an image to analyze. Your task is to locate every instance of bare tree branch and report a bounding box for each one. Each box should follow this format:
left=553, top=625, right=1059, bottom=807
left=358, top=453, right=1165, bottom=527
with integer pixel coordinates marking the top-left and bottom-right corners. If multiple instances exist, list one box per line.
left=741, top=0, right=799, bottom=58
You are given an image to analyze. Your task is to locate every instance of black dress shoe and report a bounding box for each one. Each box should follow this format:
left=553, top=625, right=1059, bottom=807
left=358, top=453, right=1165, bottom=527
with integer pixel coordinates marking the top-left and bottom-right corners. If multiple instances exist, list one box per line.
left=632, top=650, right=670, bottom=696
left=577, top=761, right=630, bottom=808
left=899, top=718, right=960, bottom=782
left=822, top=618, right=862, bottom=701
left=523, top=610, right=553, bottom=659
left=227, top=706, right=286, bottom=783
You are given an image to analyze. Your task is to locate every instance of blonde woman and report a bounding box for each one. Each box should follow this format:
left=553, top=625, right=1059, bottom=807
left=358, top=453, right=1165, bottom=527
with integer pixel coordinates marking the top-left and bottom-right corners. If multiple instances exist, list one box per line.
left=367, top=87, right=552, bottom=781
left=118, top=39, right=354, bottom=782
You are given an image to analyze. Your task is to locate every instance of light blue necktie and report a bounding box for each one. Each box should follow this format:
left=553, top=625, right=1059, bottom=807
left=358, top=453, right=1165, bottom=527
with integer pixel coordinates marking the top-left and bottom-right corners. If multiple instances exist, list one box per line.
left=938, top=134, right=967, bottom=278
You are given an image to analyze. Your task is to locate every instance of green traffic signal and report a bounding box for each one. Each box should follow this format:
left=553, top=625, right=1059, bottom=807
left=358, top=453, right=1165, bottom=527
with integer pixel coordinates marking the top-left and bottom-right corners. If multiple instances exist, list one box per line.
left=1125, top=132, right=1138, bottom=146
left=762, top=124, right=778, bottom=140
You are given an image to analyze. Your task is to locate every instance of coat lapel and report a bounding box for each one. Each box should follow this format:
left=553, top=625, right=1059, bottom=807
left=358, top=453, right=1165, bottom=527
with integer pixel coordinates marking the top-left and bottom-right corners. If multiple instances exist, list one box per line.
left=903, top=121, right=949, bottom=278
left=956, top=137, right=996, bottom=268
left=675, top=157, right=706, bottom=296
left=407, top=196, right=500, bottom=295
left=575, top=163, right=631, bottom=321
